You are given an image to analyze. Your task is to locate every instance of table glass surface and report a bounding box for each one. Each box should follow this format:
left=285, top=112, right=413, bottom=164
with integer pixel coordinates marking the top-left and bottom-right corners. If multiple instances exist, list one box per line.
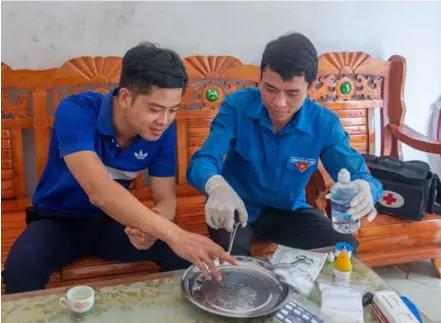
left=2, top=257, right=432, bottom=323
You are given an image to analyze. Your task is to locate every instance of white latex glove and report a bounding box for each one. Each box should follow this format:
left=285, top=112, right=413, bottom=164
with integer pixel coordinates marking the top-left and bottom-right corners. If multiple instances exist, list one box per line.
left=347, top=179, right=377, bottom=222
left=205, top=175, right=248, bottom=232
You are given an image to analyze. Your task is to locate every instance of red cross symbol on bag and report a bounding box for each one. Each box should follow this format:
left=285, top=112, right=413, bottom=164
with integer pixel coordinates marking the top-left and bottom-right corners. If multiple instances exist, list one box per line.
left=379, top=191, right=404, bottom=208
left=383, top=193, right=397, bottom=205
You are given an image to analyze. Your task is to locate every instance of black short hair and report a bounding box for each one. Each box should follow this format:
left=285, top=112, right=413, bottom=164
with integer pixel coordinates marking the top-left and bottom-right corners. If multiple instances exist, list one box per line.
left=261, top=32, right=318, bottom=85
left=119, top=41, right=188, bottom=97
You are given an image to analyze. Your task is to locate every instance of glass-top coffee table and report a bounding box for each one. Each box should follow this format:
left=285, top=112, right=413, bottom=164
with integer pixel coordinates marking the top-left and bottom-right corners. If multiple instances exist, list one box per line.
left=1, top=254, right=432, bottom=323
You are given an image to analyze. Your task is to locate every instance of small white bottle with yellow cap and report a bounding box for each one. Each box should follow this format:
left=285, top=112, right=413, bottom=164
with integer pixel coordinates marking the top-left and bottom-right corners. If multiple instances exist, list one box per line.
left=332, top=246, right=352, bottom=284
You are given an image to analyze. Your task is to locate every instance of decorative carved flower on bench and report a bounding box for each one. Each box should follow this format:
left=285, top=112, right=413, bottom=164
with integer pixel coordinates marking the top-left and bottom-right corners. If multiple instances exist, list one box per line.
left=308, top=52, right=384, bottom=102
left=180, top=56, right=258, bottom=111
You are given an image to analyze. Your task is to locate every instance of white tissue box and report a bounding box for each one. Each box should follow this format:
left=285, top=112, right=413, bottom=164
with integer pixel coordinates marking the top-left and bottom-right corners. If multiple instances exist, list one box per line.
left=319, top=283, right=364, bottom=323
left=372, top=291, right=419, bottom=323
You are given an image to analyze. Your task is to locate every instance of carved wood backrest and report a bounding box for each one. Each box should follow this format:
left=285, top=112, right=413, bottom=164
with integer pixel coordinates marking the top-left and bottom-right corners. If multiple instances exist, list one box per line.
left=1, top=52, right=405, bottom=206
left=310, top=52, right=406, bottom=158
left=1, top=63, right=33, bottom=200
left=1, top=57, right=133, bottom=200
left=176, top=56, right=260, bottom=184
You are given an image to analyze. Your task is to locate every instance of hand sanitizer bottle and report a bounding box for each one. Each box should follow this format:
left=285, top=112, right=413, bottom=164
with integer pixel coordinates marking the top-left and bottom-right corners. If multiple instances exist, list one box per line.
left=330, top=168, right=360, bottom=234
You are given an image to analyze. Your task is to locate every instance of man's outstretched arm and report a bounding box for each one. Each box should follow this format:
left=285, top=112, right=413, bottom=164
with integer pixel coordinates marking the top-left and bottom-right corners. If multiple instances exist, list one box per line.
left=64, top=151, right=177, bottom=238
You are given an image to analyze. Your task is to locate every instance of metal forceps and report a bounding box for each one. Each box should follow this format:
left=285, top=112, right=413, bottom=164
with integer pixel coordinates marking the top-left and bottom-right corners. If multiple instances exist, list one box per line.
left=227, top=211, right=241, bottom=255
left=289, top=255, right=314, bottom=267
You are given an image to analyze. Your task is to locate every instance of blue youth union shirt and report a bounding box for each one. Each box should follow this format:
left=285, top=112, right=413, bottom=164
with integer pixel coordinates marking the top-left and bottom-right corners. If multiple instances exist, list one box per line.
left=186, top=88, right=383, bottom=223
left=32, top=88, right=177, bottom=215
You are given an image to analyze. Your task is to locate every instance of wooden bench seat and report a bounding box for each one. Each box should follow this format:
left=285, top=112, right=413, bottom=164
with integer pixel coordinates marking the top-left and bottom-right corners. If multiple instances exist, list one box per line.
left=2, top=52, right=440, bottom=292
left=356, top=213, right=441, bottom=270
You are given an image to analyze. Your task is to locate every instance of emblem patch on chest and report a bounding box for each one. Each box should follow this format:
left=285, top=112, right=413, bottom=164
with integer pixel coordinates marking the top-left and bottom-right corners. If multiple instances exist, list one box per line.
left=289, top=157, right=317, bottom=172
left=134, top=150, right=148, bottom=160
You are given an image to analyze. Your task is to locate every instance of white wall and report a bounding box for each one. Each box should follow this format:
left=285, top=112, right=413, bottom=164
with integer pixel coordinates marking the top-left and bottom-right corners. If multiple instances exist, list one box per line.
left=2, top=1, right=441, bottom=166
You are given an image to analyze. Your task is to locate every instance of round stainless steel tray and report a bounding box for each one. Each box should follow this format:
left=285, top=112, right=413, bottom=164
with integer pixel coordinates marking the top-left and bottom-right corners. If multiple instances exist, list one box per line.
left=181, top=256, right=293, bottom=318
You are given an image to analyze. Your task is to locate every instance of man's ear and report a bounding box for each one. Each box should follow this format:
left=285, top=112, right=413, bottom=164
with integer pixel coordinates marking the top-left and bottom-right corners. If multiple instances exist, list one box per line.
left=118, top=87, right=132, bottom=109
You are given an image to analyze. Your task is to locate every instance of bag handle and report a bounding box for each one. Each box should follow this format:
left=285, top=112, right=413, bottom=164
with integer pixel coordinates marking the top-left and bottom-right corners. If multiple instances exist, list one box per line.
left=434, top=174, right=441, bottom=215
left=377, top=156, right=403, bottom=167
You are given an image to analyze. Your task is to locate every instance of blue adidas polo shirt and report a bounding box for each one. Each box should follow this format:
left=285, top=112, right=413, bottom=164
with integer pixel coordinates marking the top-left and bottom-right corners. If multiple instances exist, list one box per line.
left=32, top=88, right=177, bottom=215
left=187, top=88, right=383, bottom=223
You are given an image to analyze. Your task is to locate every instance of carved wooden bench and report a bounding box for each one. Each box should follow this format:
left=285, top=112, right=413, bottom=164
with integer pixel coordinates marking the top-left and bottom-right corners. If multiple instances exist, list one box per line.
left=2, top=52, right=440, bottom=291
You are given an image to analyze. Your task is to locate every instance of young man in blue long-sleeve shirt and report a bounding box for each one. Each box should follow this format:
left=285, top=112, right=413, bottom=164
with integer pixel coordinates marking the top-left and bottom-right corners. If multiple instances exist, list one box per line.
left=187, top=32, right=383, bottom=255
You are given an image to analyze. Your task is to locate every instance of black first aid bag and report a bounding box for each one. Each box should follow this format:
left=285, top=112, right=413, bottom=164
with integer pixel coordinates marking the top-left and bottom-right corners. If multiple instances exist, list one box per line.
left=362, top=154, right=441, bottom=221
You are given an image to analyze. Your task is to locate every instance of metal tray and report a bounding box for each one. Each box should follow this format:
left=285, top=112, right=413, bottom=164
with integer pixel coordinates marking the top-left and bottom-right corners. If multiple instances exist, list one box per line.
left=181, top=256, right=293, bottom=318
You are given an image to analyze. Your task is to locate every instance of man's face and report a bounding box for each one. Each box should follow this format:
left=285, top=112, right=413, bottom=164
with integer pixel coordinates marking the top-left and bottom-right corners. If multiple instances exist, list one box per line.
left=259, top=68, right=309, bottom=125
left=119, top=86, right=182, bottom=141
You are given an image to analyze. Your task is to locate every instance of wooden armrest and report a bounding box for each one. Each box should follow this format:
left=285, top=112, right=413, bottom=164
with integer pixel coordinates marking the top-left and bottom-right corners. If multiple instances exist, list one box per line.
left=306, top=160, right=334, bottom=215
left=307, top=162, right=330, bottom=191
left=387, top=124, right=441, bottom=154
left=317, top=160, right=334, bottom=190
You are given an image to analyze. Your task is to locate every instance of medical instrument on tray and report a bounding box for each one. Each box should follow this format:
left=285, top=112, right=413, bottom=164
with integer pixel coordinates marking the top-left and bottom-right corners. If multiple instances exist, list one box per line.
left=289, top=255, right=314, bottom=266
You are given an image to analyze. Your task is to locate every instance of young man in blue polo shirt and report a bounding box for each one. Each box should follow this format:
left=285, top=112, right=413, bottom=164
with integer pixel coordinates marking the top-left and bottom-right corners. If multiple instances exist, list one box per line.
left=2, top=42, right=236, bottom=294
left=187, top=32, right=383, bottom=256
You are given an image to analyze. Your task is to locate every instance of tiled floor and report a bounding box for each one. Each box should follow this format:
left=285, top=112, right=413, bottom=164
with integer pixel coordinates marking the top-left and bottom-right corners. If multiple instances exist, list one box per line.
left=373, top=260, right=441, bottom=323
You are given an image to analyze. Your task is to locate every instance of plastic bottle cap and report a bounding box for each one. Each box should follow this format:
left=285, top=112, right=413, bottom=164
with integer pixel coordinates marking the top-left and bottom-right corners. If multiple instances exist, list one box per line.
left=327, top=252, right=335, bottom=262
left=335, top=242, right=354, bottom=253
left=338, top=168, right=351, bottom=184
left=333, top=246, right=352, bottom=272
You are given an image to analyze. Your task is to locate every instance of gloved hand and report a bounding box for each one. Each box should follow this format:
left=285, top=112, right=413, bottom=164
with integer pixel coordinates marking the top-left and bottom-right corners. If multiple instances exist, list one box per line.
left=347, top=179, right=377, bottom=222
left=205, top=175, right=248, bottom=232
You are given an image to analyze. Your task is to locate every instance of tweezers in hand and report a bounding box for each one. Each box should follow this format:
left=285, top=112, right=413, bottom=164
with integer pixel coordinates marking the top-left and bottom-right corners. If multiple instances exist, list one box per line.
left=227, top=211, right=241, bottom=255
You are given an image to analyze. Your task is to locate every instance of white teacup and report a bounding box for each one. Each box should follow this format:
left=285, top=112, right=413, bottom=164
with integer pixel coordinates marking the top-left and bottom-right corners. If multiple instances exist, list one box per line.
left=59, top=285, right=94, bottom=313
